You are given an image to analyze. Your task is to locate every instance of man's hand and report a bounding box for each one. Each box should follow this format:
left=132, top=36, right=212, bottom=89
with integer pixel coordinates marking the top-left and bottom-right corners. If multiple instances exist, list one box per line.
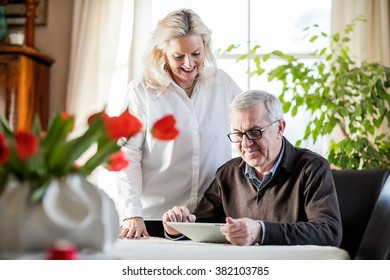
left=220, top=217, right=261, bottom=246
left=162, top=206, right=196, bottom=236
left=119, top=217, right=150, bottom=239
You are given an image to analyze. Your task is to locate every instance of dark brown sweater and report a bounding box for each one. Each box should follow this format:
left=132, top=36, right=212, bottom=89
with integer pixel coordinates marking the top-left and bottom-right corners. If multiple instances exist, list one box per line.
left=194, top=138, right=342, bottom=246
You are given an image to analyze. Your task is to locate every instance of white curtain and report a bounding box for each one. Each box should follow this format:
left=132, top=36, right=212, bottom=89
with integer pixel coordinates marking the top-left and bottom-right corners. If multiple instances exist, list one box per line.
left=66, top=0, right=136, bottom=200
left=128, top=0, right=153, bottom=82
left=66, top=0, right=135, bottom=127
left=331, top=0, right=390, bottom=138
left=331, top=0, right=390, bottom=66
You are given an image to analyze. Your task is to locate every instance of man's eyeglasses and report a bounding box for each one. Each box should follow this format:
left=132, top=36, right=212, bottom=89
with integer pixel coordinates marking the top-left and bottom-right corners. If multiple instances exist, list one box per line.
left=227, top=120, right=280, bottom=143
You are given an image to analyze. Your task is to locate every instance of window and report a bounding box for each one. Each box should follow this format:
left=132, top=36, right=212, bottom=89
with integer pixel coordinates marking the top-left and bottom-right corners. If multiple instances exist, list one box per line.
left=151, top=0, right=332, bottom=154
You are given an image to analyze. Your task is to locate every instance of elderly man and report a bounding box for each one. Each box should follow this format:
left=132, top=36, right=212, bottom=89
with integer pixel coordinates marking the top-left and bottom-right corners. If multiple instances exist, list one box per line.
left=163, top=90, right=342, bottom=246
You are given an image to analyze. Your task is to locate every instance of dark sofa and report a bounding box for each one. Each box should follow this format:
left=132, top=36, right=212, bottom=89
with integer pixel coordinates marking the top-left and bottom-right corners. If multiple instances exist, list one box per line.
left=332, top=169, right=390, bottom=259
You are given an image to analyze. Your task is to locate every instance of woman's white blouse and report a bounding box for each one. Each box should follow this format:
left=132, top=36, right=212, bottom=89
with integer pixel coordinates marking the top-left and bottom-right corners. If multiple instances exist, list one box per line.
left=117, top=68, right=241, bottom=220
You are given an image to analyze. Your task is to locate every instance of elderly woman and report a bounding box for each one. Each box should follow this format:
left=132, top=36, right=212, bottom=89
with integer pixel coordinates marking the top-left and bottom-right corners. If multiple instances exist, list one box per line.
left=118, top=9, right=241, bottom=238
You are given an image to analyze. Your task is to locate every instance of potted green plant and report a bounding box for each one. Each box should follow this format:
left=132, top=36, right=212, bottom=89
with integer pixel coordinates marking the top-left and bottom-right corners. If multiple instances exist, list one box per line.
left=224, top=17, right=389, bottom=169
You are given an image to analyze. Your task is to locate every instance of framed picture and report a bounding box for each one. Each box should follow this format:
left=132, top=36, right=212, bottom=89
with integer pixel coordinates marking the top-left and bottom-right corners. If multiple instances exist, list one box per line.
left=5, top=0, right=48, bottom=26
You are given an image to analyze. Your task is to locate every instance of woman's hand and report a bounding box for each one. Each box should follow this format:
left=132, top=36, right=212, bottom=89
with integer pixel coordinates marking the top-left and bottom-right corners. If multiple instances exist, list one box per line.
left=162, top=206, right=196, bottom=236
left=119, top=217, right=150, bottom=239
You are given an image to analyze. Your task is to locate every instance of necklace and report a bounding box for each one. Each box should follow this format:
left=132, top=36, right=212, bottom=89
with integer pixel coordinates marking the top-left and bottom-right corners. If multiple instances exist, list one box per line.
left=182, top=75, right=199, bottom=96
left=184, top=81, right=196, bottom=93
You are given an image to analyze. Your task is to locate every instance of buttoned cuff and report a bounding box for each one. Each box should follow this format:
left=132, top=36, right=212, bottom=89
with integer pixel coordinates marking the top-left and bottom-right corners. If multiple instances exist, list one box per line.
left=257, top=220, right=266, bottom=245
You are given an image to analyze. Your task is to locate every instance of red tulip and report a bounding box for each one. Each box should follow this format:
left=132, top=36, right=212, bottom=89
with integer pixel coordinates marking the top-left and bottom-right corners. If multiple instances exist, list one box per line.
left=60, top=112, right=75, bottom=132
left=0, top=133, right=10, bottom=165
left=151, top=115, right=179, bottom=140
left=106, top=151, right=129, bottom=171
left=46, top=240, right=79, bottom=260
left=60, top=112, right=71, bottom=120
left=15, top=131, right=39, bottom=160
left=103, top=111, right=142, bottom=140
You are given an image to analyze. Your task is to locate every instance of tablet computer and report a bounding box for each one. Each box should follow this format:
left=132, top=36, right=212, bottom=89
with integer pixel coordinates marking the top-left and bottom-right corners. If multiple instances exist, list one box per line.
left=166, top=222, right=228, bottom=243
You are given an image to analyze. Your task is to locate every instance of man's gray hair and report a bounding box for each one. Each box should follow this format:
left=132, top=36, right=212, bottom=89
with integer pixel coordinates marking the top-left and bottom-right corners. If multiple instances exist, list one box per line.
left=230, top=90, right=283, bottom=122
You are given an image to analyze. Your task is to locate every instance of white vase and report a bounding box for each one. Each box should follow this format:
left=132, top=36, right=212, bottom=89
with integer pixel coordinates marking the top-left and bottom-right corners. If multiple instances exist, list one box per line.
left=0, top=175, right=119, bottom=254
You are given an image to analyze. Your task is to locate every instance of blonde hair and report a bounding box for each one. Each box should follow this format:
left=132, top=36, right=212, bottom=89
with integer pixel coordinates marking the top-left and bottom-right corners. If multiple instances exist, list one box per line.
left=141, top=9, right=217, bottom=90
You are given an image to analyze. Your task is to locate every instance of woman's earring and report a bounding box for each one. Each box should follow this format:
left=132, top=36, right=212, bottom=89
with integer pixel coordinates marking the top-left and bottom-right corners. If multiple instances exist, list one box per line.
left=163, top=61, right=170, bottom=75
left=160, top=55, right=169, bottom=75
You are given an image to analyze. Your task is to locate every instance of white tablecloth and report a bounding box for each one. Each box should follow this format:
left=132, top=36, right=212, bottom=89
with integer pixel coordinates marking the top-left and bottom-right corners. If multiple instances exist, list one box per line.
left=8, top=237, right=350, bottom=260
left=93, top=237, right=350, bottom=260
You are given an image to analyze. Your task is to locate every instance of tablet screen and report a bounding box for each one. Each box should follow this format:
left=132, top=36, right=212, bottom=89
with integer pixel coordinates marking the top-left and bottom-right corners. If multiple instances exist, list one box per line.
left=167, top=222, right=228, bottom=243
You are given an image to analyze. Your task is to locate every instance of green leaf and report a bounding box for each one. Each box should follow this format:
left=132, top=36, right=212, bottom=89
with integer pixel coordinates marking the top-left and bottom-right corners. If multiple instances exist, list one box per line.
left=282, top=102, right=292, bottom=113
left=236, top=54, right=247, bottom=62
left=268, top=65, right=287, bottom=81
left=319, top=47, right=327, bottom=56
left=81, top=141, right=118, bottom=173
left=249, top=44, right=261, bottom=54
left=304, top=125, right=311, bottom=139
left=0, top=117, right=13, bottom=137
left=291, top=106, right=298, bottom=117
left=30, top=182, right=50, bottom=203
left=226, top=44, right=238, bottom=52
left=43, top=114, right=75, bottom=153
left=32, top=114, right=42, bottom=136
left=256, top=67, right=265, bottom=76
left=47, top=115, right=106, bottom=175
left=325, top=122, right=334, bottom=134
left=271, top=50, right=284, bottom=57
left=263, top=53, right=271, bottom=61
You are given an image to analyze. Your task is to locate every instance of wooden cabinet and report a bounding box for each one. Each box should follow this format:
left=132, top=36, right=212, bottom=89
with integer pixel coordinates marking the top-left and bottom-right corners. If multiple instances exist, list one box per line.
left=0, top=45, right=54, bottom=131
